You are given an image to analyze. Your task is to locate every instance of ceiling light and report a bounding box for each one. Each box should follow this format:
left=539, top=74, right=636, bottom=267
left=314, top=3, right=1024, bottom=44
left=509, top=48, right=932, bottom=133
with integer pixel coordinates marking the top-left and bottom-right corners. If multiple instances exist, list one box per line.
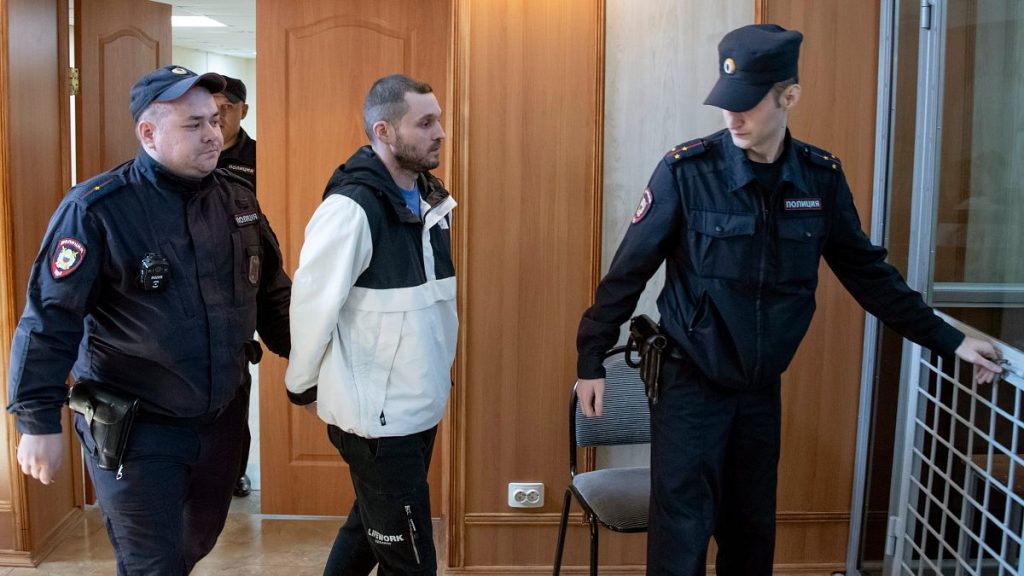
left=171, top=15, right=226, bottom=28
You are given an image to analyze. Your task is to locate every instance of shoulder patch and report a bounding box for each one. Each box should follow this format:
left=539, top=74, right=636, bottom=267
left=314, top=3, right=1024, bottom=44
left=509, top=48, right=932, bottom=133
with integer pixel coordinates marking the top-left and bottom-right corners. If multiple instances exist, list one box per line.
left=51, top=237, right=87, bottom=279
left=631, top=187, right=654, bottom=224
left=801, top=144, right=842, bottom=171
left=664, top=138, right=710, bottom=164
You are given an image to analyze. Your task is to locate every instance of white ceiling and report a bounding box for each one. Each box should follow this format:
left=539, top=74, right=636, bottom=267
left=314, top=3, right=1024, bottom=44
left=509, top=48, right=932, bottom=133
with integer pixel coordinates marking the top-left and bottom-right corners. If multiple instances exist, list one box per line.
left=150, top=0, right=256, bottom=59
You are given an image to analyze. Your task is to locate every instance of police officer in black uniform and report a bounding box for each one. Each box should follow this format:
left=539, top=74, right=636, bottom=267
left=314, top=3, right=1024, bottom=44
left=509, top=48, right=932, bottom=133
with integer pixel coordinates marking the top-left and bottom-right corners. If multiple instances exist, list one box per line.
left=7, top=65, right=290, bottom=574
left=575, top=24, right=1003, bottom=576
left=215, top=75, right=256, bottom=190
left=213, top=74, right=257, bottom=498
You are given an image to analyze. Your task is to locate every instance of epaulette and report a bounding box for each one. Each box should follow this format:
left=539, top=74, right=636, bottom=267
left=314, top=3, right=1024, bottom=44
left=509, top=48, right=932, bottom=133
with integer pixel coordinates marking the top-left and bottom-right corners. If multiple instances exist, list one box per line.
left=79, top=174, right=128, bottom=206
left=215, top=167, right=255, bottom=193
left=664, top=138, right=711, bottom=164
left=79, top=160, right=133, bottom=206
left=801, top=144, right=842, bottom=171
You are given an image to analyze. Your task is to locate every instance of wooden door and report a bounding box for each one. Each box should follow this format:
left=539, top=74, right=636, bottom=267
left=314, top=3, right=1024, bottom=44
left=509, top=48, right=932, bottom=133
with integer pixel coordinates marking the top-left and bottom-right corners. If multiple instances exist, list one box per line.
left=0, top=0, right=79, bottom=563
left=257, top=0, right=451, bottom=516
left=74, top=0, right=171, bottom=180
left=755, top=1, right=881, bottom=571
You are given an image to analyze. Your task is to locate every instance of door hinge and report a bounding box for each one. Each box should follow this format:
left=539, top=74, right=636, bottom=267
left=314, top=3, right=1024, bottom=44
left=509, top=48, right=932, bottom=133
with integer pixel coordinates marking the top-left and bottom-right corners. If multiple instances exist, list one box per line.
left=920, top=1, right=932, bottom=30
left=68, top=67, right=80, bottom=96
left=885, top=515, right=903, bottom=556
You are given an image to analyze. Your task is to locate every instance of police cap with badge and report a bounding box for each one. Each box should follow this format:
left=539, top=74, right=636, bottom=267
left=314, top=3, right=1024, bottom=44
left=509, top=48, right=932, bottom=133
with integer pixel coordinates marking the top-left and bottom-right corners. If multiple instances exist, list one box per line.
left=704, top=23, right=803, bottom=113
left=129, top=64, right=226, bottom=120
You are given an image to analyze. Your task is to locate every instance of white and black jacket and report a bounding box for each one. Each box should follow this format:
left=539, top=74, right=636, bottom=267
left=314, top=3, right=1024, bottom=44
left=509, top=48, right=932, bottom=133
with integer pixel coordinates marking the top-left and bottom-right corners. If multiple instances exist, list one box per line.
left=285, top=146, right=457, bottom=438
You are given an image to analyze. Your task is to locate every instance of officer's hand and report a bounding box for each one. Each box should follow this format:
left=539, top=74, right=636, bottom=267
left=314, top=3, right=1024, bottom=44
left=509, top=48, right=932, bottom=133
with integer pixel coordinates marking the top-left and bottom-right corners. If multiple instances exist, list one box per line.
left=17, top=433, right=64, bottom=485
left=576, top=378, right=605, bottom=418
left=955, top=336, right=1003, bottom=385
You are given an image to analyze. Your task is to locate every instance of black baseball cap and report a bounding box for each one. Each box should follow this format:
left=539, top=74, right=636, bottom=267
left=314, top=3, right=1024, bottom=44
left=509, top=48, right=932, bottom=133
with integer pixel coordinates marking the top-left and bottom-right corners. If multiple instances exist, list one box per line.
left=130, top=65, right=226, bottom=120
left=704, top=24, right=803, bottom=113
left=222, top=75, right=247, bottom=103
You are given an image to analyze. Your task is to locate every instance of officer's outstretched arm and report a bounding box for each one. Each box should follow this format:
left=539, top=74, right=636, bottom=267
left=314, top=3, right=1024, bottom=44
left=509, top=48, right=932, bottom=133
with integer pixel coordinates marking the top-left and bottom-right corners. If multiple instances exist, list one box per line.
left=576, top=378, right=605, bottom=418
left=17, top=433, right=64, bottom=485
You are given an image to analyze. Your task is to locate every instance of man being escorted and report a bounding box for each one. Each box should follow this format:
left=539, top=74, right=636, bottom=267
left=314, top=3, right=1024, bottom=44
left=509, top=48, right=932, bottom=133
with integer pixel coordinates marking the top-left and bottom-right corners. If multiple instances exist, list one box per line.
left=575, top=25, right=1002, bottom=575
left=285, top=74, right=455, bottom=575
left=8, top=65, right=291, bottom=574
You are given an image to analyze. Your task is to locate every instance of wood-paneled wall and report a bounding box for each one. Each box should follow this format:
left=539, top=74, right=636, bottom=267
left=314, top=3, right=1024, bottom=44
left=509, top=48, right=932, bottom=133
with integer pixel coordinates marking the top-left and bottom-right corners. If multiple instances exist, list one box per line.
left=0, top=0, right=81, bottom=565
left=757, top=1, right=881, bottom=571
left=446, top=0, right=608, bottom=570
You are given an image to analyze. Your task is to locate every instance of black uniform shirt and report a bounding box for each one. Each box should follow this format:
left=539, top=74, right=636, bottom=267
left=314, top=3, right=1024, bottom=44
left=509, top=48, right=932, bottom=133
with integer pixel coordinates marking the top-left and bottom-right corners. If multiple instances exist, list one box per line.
left=217, top=128, right=256, bottom=190
left=577, top=129, right=963, bottom=388
left=7, top=149, right=290, bottom=434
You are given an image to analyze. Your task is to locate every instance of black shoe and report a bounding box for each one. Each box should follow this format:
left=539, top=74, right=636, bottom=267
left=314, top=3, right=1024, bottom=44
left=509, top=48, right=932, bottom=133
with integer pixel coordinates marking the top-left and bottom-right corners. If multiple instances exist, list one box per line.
left=233, top=474, right=251, bottom=497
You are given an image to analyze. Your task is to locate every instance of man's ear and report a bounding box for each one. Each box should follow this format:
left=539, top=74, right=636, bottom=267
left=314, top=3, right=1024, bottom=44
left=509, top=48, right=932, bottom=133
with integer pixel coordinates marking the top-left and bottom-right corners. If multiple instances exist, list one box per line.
left=782, top=84, right=801, bottom=111
left=240, top=102, right=250, bottom=120
left=136, top=120, right=157, bottom=150
left=372, top=120, right=393, bottom=144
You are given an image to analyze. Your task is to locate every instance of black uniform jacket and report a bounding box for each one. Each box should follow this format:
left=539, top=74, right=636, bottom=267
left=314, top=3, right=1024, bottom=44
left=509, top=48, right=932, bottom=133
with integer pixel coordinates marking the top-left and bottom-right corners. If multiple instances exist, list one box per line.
left=7, top=149, right=290, bottom=434
left=578, top=129, right=963, bottom=389
left=217, top=128, right=256, bottom=189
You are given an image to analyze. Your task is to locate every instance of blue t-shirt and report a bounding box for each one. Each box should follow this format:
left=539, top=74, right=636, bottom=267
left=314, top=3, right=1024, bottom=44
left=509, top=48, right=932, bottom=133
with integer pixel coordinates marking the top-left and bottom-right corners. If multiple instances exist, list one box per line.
left=400, top=183, right=420, bottom=220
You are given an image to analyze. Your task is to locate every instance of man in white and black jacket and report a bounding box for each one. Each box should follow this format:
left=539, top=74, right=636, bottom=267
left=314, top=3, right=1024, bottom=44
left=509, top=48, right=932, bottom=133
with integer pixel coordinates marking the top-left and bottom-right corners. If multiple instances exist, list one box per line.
left=285, top=74, right=455, bottom=576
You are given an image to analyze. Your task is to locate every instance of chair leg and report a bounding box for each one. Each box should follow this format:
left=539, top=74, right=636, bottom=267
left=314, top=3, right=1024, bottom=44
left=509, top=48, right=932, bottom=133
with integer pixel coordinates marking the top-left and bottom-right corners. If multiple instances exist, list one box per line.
left=552, top=488, right=572, bottom=576
left=589, top=514, right=599, bottom=576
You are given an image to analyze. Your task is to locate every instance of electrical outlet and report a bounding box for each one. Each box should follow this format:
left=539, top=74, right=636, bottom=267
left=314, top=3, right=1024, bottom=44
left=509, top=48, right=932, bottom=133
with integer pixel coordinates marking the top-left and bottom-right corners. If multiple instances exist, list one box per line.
left=508, top=482, right=544, bottom=508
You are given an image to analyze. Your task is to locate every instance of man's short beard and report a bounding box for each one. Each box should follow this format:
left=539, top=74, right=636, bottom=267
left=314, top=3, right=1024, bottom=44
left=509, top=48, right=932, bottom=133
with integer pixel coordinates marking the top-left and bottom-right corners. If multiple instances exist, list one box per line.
left=393, top=136, right=440, bottom=174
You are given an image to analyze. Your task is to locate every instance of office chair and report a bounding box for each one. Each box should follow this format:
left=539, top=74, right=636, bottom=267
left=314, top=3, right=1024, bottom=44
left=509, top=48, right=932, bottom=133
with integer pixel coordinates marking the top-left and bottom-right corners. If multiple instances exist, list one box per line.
left=553, top=346, right=650, bottom=575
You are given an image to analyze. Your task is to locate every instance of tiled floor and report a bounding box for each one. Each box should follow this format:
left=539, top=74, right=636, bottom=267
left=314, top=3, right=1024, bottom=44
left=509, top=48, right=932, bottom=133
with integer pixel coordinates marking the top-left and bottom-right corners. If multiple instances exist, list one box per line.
left=0, top=493, right=394, bottom=575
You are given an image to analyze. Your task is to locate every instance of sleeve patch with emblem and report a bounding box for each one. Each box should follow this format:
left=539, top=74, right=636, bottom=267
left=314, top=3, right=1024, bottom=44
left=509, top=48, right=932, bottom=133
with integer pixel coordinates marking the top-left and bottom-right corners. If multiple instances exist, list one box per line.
left=632, top=187, right=654, bottom=224
left=51, top=237, right=86, bottom=279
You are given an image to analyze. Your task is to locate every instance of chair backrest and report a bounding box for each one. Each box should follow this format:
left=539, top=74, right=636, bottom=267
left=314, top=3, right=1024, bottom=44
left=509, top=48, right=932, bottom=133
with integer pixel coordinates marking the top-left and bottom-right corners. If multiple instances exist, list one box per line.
left=573, top=347, right=650, bottom=448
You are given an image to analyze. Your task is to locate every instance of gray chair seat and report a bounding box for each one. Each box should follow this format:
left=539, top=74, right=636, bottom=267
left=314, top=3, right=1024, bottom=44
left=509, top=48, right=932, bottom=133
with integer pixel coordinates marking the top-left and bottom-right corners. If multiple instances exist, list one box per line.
left=573, top=466, right=650, bottom=531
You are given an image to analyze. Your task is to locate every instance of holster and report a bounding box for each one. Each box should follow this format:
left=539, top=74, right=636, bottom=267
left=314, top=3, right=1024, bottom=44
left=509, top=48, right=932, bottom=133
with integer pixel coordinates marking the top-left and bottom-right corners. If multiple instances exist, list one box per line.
left=67, top=380, right=139, bottom=471
left=624, top=314, right=668, bottom=404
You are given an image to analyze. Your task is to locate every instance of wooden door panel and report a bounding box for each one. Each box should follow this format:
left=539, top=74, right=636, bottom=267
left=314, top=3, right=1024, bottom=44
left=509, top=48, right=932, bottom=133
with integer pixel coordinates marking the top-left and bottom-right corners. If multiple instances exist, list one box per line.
left=756, top=0, right=880, bottom=569
left=75, top=0, right=171, bottom=180
left=258, top=0, right=450, bottom=516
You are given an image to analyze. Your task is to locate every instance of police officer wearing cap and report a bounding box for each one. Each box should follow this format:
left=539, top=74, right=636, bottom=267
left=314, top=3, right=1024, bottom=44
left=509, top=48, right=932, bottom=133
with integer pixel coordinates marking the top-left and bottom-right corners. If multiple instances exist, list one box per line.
left=575, top=24, right=1003, bottom=575
left=213, top=74, right=258, bottom=498
left=215, top=75, right=256, bottom=190
left=7, top=64, right=291, bottom=574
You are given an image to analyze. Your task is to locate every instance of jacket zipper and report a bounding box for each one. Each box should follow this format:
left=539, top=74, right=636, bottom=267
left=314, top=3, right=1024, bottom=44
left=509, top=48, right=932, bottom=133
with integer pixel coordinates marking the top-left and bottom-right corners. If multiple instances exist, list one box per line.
left=754, top=191, right=770, bottom=384
left=420, top=204, right=436, bottom=281
left=405, top=504, right=422, bottom=565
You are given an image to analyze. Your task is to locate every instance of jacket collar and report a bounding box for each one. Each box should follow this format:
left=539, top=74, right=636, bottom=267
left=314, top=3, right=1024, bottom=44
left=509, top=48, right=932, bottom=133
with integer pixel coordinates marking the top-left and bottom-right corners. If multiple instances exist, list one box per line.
left=721, top=129, right=812, bottom=194
left=135, top=148, right=215, bottom=195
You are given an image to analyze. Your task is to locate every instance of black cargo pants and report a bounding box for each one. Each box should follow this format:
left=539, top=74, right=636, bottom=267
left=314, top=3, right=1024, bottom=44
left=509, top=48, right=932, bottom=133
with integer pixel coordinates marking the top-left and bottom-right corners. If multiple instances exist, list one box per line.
left=323, top=425, right=437, bottom=575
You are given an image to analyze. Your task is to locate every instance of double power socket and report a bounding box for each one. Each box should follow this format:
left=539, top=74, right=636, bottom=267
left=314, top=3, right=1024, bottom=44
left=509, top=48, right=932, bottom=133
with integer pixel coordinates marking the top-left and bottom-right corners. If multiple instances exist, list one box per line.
left=508, top=482, right=545, bottom=508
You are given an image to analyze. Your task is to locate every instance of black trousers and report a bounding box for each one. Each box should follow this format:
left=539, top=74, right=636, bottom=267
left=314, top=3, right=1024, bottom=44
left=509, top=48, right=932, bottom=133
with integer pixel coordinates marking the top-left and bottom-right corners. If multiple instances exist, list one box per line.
left=647, top=358, right=782, bottom=576
left=74, top=385, right=247, bottom=575
left=323, top=425, right=437, bottom=576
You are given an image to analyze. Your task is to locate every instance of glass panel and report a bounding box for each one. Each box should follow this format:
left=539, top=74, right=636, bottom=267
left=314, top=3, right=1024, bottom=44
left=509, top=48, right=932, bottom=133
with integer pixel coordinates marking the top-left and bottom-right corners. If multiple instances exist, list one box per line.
left=858, top=1, right=921, bottom=572
left=933, top=1, right=1024, bottom=332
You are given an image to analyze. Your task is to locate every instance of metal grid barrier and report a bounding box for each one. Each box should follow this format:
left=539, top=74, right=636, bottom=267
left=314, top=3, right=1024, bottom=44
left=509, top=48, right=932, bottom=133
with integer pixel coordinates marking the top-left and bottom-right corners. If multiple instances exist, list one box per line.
left=896, top=350, right=1024, bottom=575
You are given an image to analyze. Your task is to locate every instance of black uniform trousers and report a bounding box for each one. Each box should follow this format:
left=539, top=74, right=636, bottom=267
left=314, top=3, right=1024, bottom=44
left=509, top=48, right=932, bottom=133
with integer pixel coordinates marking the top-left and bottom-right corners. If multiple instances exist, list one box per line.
left=74, top=383, right=247, bottom=575
left=647, top=357, right=782, bottom=576
left=323, top=425, right=437, bottom=576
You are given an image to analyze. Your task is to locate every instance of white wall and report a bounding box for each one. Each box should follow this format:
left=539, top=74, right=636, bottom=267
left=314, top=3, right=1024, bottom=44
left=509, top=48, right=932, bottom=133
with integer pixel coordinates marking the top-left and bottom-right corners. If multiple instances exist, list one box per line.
left=599, top=0, right=753, bottom=467
left=172, top=46, right=257, bottom=139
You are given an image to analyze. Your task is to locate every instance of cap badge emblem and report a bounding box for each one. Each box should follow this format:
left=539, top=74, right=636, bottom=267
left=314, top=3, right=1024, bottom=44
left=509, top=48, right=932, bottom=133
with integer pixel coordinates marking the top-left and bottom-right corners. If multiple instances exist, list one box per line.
left=171, top=67, right=188, bottom=75
left=723, top=58, right=736, bottom=75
